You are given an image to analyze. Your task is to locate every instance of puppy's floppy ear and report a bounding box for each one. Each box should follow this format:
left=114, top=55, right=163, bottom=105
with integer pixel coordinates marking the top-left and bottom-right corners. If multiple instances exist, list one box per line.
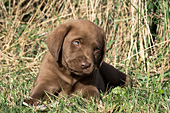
left=46, top=24, right=71, bottom=62
left=99, top=31, right=107, bottom=67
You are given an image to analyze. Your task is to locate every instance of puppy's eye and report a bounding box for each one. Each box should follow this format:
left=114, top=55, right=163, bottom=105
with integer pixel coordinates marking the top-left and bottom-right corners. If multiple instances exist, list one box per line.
left=94, top=47, right=100, bottom=52
left=73, top=40, right=80, bottom=46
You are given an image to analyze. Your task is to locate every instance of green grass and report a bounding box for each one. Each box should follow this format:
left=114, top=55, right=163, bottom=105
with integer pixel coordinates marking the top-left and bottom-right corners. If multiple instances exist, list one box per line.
left=0, top=0, right=170, bottom=112
left=0, top=74, right=169, bottom=112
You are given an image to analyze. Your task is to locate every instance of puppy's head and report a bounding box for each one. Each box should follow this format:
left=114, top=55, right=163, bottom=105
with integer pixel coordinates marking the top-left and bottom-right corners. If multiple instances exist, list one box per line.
left=47, top=20, right=106, bottom=76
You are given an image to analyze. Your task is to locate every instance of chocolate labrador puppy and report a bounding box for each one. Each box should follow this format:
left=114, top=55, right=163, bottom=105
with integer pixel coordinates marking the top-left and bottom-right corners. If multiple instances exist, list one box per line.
left=24, top=19, right=132, bottom=106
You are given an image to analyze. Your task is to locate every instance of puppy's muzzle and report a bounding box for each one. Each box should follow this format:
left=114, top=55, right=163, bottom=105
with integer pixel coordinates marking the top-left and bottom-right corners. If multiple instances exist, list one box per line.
left=81, top=61, right=91, bottom=69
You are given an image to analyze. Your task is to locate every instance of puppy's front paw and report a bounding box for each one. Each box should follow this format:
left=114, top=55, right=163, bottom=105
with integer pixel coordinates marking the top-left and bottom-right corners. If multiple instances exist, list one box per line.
left=23, top=97, right=40, bottom=107
left=82, top=86, right=100, bottom=99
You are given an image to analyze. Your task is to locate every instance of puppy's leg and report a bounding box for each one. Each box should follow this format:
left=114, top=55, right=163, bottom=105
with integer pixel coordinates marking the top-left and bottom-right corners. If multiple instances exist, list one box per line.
left=73, top=81, right=100, bottom=99
left=99, top=62, right=132, bottom=89
left=24, top=83, right=50, bottom=106
left=82, top=86, right=100, bottom=99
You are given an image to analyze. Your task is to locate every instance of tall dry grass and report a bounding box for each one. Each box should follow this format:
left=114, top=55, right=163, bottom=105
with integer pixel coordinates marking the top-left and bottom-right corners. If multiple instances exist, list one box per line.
left=1, top=0, right=169, bottom=79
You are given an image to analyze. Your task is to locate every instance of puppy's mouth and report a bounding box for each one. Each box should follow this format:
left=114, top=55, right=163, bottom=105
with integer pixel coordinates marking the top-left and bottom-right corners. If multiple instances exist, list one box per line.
left=64, top=62, right=96, bottom=76
left=62, top=55, right=97, bottom=76
left=68, top=67, right=96, bottom=76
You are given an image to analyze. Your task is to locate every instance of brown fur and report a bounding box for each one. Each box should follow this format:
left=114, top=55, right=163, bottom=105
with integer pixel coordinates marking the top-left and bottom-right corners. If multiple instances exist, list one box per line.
left=24, top=20, right=132, bottom=105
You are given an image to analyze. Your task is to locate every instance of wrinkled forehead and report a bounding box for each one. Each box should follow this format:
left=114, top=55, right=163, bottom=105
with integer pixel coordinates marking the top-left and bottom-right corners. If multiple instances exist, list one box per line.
left=65, top=20, right=104, bottom=44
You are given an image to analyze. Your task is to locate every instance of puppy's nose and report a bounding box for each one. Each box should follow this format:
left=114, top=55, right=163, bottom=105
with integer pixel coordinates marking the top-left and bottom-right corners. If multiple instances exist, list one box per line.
left=81, top=62, right=91, bottom=69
